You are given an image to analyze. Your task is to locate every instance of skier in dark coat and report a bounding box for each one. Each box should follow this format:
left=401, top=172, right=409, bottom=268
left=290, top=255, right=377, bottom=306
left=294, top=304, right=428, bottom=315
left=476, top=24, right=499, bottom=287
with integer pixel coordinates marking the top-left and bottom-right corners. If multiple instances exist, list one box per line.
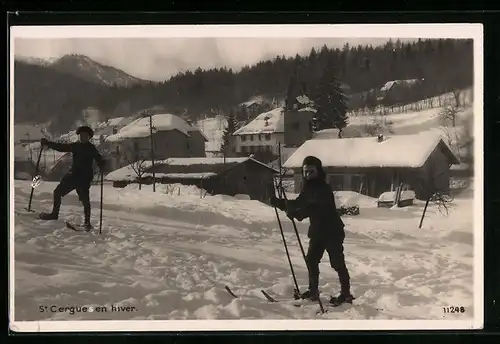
left=270, top=155, right=354, bottom=306
left=39, top=125, right=105, bottom=230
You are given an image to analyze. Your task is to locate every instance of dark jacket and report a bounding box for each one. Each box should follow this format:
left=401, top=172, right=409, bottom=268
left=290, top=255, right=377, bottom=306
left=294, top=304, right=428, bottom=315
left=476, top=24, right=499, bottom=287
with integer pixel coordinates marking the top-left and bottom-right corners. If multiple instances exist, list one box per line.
left=274, top=179, right=345, bottom=240
left=46, top=141, right=105, bottom=181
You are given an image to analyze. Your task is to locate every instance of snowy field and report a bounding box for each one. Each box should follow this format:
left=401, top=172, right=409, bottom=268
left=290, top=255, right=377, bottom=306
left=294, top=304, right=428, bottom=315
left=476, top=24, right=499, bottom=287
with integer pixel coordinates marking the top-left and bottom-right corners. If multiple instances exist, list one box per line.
left=12, top=179, right=475, bottom=323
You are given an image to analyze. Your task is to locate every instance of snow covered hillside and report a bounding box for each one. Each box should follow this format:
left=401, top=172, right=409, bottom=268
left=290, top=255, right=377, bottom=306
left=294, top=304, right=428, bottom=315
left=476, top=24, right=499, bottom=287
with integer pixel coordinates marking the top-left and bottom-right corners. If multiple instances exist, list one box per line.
left=13, top=178, right=476, bottom=324
left=315, top=89, right=474, bottom=141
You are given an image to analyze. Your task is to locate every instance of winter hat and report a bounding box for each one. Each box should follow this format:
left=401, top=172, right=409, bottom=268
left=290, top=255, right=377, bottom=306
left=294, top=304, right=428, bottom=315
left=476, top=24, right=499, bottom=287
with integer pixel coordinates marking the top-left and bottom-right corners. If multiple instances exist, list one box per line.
left=302, top=155, right=326, bottom=181
left=76, top=125, right=94, bottom=138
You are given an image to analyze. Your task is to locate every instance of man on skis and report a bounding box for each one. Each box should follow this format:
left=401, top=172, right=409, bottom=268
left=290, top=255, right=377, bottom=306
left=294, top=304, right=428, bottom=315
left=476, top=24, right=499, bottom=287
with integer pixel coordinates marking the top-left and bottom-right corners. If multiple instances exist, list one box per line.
left=270, top=155, right=354, bottom=307
left=39, top=125, right=105, bottom=231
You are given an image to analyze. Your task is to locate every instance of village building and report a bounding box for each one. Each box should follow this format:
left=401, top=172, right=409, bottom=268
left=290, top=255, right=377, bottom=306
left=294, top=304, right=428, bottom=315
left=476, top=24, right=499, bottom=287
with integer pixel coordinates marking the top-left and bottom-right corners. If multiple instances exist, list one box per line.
left=105, top=157, right=279, bottom=202
left=105, top=113, right=208, bottom=172
left=13, top=124, right=54, bottom=180
left=282, top=131, right=461, bottom=200
left=27, top=116, right=138, bottom=181
left=230, top=106, right=314, bottom=165
left=232, top=107, right=284, bottom=156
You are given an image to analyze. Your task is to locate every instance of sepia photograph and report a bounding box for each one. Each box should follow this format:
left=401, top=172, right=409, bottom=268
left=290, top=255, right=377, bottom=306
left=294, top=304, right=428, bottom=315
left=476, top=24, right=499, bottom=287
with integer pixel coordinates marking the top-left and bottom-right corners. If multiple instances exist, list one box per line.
left=9, top=24, right=483, bottom=332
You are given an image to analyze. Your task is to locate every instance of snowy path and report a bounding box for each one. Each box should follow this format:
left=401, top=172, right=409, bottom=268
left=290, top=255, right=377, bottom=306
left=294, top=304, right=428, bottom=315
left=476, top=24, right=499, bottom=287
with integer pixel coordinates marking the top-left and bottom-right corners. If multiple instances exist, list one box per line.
left=13, top=180, right=475, bottom=321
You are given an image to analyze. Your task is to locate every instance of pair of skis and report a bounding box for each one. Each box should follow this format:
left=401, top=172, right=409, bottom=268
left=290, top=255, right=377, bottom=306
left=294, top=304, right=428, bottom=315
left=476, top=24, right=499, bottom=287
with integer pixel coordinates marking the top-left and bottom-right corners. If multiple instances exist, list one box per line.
left=225, top=285, right=280, bottom=303
left=224, top=286, right=349, bottom=314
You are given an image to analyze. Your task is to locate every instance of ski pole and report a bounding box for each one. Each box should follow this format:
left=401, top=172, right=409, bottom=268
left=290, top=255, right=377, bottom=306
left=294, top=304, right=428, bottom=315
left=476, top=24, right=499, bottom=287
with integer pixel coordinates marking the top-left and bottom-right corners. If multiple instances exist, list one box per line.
left=271, top=177, right=301, bottom=299
left=27, top=146, right=43, bottom=212
left=99, top=171, right=104, bottom=235
left=277, top=142, right=325, bottom=314
left=280, top=184, right=325, bottom=314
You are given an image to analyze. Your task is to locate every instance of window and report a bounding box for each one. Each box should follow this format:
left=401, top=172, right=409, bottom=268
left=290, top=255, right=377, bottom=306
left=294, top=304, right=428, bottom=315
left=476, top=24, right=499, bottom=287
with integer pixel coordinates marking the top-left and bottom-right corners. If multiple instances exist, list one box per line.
left=133, top=141, right=139, bottom=153
left=328, top=174, right=344, bottom=191
left=258, top=134, right=263, bottom=141
left=241, top=135, right=247, bottom=142
left=265, top=133, right=271, bottom=140
left=250, top=135, right=254, bottom=141
left=186, top=141, right=190, bottom=150
left=242, top=146, right=248, bottom=153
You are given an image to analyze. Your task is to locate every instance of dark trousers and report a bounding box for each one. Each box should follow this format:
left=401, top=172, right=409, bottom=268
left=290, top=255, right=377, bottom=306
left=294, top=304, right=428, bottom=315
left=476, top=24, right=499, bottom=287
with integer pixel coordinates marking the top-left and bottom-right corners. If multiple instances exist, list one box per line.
left=305, top=234, right=351, bottom=295
left=52, top=173, right=92, bottom=222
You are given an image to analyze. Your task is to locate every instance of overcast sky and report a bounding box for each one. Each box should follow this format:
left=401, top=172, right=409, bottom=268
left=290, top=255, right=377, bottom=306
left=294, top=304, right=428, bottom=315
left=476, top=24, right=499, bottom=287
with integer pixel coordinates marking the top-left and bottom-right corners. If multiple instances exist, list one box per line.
left=14, top=37, right=403, bottom=81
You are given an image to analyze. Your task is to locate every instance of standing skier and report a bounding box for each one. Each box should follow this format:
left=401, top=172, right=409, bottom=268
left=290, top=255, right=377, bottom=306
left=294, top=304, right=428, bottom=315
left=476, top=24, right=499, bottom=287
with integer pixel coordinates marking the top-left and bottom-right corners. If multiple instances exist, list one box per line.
left=270, top=155, right=354, bottom=306
left=39, top=125, right=105, bottom=231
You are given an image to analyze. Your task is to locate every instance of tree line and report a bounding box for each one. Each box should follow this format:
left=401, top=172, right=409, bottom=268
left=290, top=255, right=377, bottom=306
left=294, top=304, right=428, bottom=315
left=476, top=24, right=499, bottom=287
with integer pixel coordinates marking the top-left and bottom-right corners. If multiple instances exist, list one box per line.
left=14, top=38, right=473, bottom=134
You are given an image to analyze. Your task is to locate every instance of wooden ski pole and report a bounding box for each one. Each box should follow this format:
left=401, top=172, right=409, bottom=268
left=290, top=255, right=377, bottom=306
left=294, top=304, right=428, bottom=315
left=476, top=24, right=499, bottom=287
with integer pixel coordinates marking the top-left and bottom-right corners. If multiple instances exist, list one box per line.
left=27, top=146, right=43, bottom=212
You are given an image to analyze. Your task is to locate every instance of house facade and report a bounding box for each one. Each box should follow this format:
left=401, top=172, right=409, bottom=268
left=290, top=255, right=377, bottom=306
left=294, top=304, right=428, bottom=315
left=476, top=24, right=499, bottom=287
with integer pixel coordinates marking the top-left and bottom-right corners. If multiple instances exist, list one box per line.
left=105, top=113, right=207, bottom=171
left=232, top=107, right=285, bottom=157
left=283, top=132, right=461, bottom=200
left=232, top=106, right=314, bottom=155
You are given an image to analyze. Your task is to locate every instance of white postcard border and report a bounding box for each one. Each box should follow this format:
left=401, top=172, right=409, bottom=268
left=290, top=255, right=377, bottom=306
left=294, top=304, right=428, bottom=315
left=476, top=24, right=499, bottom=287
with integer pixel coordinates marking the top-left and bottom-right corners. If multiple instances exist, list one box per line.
left=9, top=23, right=484, bottom=332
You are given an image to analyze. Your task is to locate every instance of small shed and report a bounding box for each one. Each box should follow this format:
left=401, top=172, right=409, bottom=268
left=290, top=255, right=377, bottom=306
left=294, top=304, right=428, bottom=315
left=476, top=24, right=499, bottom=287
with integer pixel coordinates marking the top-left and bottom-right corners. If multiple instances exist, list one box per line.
left=282, top=132, right=461, bottom=200
left=105, top=157, right=279, bottom=202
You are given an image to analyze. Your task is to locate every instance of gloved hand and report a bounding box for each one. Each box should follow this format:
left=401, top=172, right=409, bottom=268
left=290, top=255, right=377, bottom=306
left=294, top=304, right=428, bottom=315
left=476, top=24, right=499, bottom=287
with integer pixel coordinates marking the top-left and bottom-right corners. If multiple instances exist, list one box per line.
left=40, top=138, right=49, bottom=148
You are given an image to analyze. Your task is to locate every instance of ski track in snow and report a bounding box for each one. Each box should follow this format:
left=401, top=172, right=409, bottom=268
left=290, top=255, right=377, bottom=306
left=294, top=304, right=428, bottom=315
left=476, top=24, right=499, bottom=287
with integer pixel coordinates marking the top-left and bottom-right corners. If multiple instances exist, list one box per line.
left=13, top=180, right=474, bottom=321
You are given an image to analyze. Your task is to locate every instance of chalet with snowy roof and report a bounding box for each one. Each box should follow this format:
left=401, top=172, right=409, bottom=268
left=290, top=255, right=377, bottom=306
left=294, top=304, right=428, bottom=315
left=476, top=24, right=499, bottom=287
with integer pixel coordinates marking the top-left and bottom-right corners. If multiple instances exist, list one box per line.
left=282, top=132, right=461, bottom=200
left=104, top=113, right=208, bottom=171
left=231, top=104, right=315, bottom=163
left=105, top=157, right=279, bottom=202
left=379, top=79, right=424, bottom=105
left=232, top=107, right=285, bottom=157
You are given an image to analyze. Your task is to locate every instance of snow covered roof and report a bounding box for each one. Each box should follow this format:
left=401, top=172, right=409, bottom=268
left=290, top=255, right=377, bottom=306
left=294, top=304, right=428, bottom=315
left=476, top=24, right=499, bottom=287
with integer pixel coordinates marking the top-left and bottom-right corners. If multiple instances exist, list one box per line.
left=240, top=95, right=265, bottom=108
left=154, top=157, right=277, bottom=171
left=143, top=172, right=217, bottom=180
left=105, top=157, right=278, bottom=182
left=96, top=116, right=132, bottom=128
left=380, top=79, right=421, bottom=92
left=233, top=107, right=284, bottom=135
left=283, top=131, right=460, bottom=169
left=105, top=113, right=206, bottom=142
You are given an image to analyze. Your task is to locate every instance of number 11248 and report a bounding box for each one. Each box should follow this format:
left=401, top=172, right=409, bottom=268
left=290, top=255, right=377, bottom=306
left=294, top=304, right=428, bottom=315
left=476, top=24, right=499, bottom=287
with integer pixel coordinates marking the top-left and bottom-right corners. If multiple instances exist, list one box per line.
left=443, top=306, right=465, bottom=313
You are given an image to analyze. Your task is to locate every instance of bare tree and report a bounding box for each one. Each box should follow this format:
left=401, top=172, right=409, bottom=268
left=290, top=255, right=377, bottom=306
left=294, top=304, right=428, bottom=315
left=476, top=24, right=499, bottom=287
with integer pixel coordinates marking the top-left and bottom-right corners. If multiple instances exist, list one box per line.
left=439, top=99, right=460, bottom=128
left=418, top=168, right=454, bottom=228
left=122, top=144, right=150, bottom=190
left=452, top=89, right=462, bottom=108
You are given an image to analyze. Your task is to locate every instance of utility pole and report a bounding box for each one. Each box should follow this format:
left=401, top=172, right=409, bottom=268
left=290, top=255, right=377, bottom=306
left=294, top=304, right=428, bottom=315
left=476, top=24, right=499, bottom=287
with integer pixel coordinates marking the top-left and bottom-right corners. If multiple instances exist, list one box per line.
left=26, top=133, right=33, bottom=162
left=144, top=111, right=156, bottom=192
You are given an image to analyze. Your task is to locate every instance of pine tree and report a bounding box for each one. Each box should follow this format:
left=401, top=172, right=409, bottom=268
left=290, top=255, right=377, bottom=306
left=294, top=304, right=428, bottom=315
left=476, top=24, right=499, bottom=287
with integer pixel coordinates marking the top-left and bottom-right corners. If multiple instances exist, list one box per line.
left=220, top=110, right=239, bottom=155
left=312, top=62, right=348, bottom=134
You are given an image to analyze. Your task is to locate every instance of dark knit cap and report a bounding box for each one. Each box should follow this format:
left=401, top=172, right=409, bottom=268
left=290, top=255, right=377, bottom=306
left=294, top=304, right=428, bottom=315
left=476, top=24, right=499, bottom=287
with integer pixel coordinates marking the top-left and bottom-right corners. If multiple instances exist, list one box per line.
left=302, top=155, right=323, bottom=168
left=302, top=155, right=326, bottom=181
left=76, top=125, right=94, bottom=137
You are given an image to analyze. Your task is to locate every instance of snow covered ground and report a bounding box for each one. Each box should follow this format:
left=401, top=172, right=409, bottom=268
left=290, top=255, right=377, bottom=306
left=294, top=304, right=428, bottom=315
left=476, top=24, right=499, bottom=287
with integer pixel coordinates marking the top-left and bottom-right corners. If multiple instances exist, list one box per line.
left=12, top=177, right=478, bottom=328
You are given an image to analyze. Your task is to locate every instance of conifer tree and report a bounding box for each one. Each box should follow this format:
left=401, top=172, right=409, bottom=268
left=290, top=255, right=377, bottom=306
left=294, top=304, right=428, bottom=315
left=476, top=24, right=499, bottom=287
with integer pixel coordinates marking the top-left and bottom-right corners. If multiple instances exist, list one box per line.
left=220, top=109, right=239, bottom=155
left=312, top=62, right=348, bottom=134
